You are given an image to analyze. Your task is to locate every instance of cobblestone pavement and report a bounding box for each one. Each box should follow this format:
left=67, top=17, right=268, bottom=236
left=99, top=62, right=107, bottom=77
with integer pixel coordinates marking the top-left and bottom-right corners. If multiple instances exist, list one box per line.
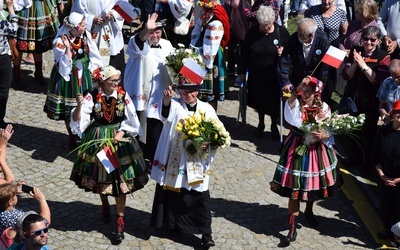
left=4, top=50, right=375, bottom=249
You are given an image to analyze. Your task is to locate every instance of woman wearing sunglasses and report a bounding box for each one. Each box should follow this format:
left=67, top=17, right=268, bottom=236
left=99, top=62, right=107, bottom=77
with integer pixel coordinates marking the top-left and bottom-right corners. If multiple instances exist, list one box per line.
left=342, top=26, right=390, bottom=173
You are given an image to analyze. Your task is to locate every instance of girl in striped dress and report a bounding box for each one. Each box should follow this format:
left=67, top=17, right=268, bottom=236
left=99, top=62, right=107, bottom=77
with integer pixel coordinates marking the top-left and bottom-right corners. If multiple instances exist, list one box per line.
left=43, top=12, right=103, bottom=149
left=270, top=76, right=339, bottom=247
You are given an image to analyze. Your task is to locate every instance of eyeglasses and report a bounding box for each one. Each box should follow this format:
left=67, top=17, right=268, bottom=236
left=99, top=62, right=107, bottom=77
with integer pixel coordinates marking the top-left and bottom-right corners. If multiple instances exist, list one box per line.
left=27, top=227, right=49, bottom=237
left=108, top=78, right=121, bottom=84
left=362, top=37, right=378, bottom=42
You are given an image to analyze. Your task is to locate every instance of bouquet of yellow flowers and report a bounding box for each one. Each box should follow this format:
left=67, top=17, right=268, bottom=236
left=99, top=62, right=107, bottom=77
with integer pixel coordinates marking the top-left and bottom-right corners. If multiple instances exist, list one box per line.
left=165, top=44, right=205, bottom=85
left=175, top=110, right=231, bottom=159
left=296, top=111, right=365, bottom=155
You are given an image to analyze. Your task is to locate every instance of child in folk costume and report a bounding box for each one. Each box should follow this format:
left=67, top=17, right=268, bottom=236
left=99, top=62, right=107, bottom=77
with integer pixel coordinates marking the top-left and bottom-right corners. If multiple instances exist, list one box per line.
left=71, top=0, right=139, bottom=80
left=270, top=76, right=339, bottom=247
left=70, top=65, right=148, bottom=242
left=43, top=12, right=103, bottom=149
left=190, top=0, right=230, bottom=110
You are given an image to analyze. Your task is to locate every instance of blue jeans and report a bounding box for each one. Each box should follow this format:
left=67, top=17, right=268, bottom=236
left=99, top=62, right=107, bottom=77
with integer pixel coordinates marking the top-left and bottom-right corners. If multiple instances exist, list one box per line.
left=291, top=0, right=299, bottom=12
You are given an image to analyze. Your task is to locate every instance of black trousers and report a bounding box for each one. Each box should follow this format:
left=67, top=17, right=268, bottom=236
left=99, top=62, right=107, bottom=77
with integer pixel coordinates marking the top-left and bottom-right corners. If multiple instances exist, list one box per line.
left=139, top=117, right=163, bottom=162
left=0, top=55, right=12, bottom=128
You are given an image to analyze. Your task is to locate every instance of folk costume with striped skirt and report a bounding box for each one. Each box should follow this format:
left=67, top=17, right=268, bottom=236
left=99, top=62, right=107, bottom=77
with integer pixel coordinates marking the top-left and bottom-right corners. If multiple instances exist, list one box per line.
left=13, top=0, right=61, bottom=53
left=270, top=100, right=339, bottom=201
left=44, top=29, right=103, bottom=121
left=70, top=87, right=148, bottom=197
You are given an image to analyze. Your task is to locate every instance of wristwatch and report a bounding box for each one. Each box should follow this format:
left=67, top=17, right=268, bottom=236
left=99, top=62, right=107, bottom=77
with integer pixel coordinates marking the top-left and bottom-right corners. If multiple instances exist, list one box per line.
left=362, top=65, right=369, bottom=72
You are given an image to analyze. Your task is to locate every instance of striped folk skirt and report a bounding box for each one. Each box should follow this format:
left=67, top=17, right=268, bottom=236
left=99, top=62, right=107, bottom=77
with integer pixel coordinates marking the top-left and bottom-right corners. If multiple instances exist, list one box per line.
left=70, top=122, right=149, bottom=197
left=270, top=131, right=339, bottom=202
left=14, top=0, right=60, bottom=53
left=44, top=56, right=93, bottom=121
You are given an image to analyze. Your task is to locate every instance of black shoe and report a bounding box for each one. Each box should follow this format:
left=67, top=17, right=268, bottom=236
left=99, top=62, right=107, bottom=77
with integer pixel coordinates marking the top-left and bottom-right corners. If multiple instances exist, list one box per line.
left=278, top=230, right=297, bottom=247
left=377, top=230, right=392, bottom=239
left=304, top=210, right=318, bottom=227
left=255, top=124, right=265, bottom=138
left=289, top=11, right=298, bottom=18
left=202, top=234, right=215, bottom=247
left=114, top=232, right=124, bottom=241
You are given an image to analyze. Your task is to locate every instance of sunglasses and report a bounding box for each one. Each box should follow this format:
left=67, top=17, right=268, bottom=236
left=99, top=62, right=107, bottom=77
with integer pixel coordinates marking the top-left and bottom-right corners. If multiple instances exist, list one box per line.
left=362, top=37, right=378, bottom=42
left=27, top=227, right=49, bottom=237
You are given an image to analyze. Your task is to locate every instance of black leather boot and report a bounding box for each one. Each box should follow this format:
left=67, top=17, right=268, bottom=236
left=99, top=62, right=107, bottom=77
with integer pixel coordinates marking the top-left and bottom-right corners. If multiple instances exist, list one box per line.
left=279, top=215, right=297, bottom=247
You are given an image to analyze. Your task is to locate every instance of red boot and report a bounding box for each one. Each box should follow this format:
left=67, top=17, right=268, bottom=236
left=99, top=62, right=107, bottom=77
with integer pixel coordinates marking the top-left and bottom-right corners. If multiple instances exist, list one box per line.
left=115, top=216, right=124, bottom=241
left=279, top=215, right=297, bottom=247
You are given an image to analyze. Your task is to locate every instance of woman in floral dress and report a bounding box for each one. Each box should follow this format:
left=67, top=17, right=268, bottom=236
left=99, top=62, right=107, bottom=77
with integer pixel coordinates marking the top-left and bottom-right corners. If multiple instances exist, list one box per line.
left=270, top=76, right=339, bottom=247
left=69, top=65, right=148, bottom=242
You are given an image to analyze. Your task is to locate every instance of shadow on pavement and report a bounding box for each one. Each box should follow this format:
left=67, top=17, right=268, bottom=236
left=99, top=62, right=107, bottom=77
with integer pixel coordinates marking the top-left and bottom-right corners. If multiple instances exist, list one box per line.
left=9, top=123, right=72, bottom=163
left=17, top=196, right=207, bottom=248
left=11, top=68, right=48, bottom=95
left=211, top=196, right=373, bottom=248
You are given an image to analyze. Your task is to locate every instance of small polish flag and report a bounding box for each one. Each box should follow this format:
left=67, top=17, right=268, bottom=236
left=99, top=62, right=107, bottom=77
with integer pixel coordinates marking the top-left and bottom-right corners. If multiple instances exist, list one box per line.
left=96, top=146, right=119, bottom=174
left=321, top=46, right=347, bottom=69
left=112, top=1, right=141, bottom=23
left=179, top=58, right=207, bottom=84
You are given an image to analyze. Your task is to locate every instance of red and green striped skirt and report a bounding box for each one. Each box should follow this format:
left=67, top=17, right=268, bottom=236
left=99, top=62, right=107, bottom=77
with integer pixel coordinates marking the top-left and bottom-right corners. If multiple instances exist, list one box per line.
left=70, top=122, right=149, bottom=197
left=270, top=130, right=339, bottom=202
left=14, top=0, right=60, bottom=53
left=44, top=56, right=93, bottom=121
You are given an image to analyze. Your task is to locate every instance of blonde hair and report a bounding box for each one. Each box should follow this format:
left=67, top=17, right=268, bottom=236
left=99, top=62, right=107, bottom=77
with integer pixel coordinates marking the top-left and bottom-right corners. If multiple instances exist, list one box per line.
left=357, top=0, right=378, bottom=21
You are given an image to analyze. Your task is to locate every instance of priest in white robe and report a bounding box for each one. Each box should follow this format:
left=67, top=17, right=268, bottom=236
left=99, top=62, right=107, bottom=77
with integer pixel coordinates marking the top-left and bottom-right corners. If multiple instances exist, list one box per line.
left=124, top=13, right=174, bottom=165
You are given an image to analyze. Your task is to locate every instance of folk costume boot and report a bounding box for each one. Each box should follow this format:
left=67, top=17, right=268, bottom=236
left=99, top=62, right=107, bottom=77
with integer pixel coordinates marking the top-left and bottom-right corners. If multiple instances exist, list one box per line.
left=34, top=61, right=46, bottom=85
left=202, top=233, right=215, bottom=247
left=304, top=201, right=318, bottom=227
left=280, top=214, right=297, bottom=247
left=101, top=198, right=110, bottom=224
left=115, top=216, right=125, bottom=241
left=13, top=64, right=24, bottom=90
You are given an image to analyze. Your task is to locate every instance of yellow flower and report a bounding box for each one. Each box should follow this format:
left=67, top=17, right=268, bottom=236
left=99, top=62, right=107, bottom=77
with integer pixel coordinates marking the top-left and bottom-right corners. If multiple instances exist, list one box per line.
left=175, top=125, right=183, bottom=132
left=183, top=134, right=188, bottom=140
left=192, top=131, right=200, bottom=136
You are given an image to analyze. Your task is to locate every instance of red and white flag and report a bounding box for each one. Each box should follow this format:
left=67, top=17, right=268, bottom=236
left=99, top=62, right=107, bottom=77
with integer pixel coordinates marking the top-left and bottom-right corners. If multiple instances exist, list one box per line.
left=179, top=58, right=207, bottom=84
left=112, top=1, right=141, bottom=23
left=96, top=146, right=119, bottom=174
left=321, top=46, right=347, bottom=69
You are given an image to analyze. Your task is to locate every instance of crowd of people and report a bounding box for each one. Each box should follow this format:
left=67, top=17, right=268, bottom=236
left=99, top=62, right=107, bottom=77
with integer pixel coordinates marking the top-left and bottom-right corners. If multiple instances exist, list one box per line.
left=1, top=0, right=400, bottom=248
